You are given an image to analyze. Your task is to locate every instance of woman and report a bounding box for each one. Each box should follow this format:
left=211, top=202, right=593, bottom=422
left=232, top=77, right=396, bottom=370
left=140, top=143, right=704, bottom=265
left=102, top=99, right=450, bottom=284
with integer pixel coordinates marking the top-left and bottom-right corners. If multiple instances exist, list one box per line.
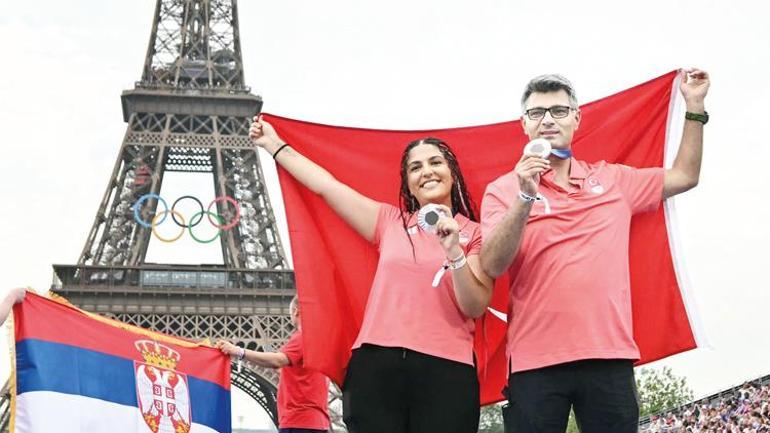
left=250, top=117, right=493, bottom=433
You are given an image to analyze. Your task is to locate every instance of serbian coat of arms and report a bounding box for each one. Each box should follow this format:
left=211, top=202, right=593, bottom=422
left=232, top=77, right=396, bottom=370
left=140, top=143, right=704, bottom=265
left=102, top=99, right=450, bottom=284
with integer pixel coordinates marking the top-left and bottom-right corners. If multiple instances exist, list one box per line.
left=134, top=340, right=192, bottom=433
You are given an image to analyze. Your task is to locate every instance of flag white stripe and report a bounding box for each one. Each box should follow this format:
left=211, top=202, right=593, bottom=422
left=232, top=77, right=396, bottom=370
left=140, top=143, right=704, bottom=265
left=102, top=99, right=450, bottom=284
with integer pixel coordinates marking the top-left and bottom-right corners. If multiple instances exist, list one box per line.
left=14, top=391, right=220, bottom=433
left=662, top=71, right=711, bottom=349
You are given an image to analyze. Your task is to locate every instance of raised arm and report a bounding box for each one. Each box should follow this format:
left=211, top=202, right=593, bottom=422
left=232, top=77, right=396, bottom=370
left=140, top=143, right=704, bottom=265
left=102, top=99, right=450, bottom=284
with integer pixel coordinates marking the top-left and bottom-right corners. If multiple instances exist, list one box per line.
left=480, top=155, right=549, bottom=278
left=216, top=340, right=290, bottom=369
left=250, top=117, right=381, bottom=242
left=663, top=68, right=710, bottom=199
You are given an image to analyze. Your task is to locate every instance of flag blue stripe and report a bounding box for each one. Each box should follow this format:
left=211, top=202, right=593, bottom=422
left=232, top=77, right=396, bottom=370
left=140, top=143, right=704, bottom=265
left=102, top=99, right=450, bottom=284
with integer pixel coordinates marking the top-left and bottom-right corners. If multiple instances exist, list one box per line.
left=16, top=338, right=230, bottom=433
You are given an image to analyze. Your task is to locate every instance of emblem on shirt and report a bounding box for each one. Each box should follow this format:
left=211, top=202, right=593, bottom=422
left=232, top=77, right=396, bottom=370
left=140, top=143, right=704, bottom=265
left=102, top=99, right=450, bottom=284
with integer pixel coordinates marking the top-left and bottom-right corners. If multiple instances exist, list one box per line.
left=587, top=177, right=604, bottom=194
left=134, top=340, right=192, bottom=433
left=459, top=232, right=470, bottom=245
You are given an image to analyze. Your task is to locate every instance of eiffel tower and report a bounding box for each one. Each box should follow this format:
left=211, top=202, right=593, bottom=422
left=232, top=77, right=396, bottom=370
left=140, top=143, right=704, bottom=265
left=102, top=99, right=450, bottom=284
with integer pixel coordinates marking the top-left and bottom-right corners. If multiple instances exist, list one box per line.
left=0, top=0, right=343, bottom=431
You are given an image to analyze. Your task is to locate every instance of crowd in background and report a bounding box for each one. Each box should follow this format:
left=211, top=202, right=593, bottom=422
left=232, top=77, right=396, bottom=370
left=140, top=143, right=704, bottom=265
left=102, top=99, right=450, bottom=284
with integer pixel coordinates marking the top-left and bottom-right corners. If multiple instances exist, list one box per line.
left=642, top=380, right=770, bottom=433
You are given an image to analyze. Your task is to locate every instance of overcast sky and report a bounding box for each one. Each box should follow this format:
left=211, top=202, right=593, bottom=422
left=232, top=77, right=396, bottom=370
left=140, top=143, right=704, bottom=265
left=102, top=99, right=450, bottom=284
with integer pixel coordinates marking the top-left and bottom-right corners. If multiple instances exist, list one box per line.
left=1, top=0, right=769, bottom=429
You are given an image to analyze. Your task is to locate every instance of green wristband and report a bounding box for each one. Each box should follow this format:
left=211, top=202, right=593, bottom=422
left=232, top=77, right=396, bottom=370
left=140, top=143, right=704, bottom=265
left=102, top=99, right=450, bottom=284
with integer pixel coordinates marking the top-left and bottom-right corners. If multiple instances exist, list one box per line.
left=685, top=111, right=709, bottom=125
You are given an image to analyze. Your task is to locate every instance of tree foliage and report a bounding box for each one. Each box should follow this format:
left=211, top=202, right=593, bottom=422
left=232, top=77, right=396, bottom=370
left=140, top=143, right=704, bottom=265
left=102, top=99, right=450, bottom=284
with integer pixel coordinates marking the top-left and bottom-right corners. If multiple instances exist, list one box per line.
left=636, top=366, right=694, bottom=417
left=478, top=403, right=504, bottom=433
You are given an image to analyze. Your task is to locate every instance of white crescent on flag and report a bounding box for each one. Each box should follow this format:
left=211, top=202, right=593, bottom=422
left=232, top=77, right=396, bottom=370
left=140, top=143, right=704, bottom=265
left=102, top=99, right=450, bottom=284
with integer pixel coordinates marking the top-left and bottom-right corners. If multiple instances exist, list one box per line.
left=487, top=307, right=508, bottom=323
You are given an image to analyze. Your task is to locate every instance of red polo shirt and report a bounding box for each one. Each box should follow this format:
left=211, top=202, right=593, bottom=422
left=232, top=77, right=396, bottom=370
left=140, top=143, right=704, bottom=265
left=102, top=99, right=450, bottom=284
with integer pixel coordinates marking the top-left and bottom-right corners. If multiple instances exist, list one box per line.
left=278, top=330, right=330, bottom=429
left=481, top=158, right=664, bottom=373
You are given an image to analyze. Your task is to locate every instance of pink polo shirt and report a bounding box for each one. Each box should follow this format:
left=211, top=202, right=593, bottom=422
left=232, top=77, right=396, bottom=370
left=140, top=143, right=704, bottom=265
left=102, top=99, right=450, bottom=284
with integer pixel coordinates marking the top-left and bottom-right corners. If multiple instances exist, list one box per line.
left=352, top=204, right=482, bottom=366
left=480, top=158, right=664, bottom=373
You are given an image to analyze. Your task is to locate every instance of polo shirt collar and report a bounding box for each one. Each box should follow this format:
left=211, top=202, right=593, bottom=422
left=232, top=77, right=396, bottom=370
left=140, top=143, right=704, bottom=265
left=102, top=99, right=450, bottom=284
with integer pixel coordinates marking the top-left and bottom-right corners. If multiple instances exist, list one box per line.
left=568, top=158, right=587, bottom=180
left=454, top=212, right=473, bottom=231
left=542, top=157, right=586, bottom=183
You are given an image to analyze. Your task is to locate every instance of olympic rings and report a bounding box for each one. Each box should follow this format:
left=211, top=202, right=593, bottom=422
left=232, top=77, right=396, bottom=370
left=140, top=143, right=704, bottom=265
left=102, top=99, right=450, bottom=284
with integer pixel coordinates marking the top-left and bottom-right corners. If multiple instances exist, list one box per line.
left=133, top=194, right=241, bottom=243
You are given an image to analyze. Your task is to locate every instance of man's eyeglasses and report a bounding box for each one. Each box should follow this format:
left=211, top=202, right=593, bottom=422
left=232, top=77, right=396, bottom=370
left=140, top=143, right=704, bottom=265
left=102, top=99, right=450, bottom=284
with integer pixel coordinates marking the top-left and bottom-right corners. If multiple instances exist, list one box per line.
left=524, top=105, right=575, bottom=121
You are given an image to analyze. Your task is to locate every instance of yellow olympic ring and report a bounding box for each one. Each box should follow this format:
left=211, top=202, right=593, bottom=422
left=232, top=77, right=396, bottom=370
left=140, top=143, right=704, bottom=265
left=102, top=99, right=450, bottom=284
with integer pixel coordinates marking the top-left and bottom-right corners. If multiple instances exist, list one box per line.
left=151, top=210, right=186, bottom=243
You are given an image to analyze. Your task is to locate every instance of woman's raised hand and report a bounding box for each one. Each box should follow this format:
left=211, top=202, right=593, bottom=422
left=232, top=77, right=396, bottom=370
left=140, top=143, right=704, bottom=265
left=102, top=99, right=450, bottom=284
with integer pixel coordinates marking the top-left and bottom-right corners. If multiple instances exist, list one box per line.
left=249, top=116, right=285, bottom=151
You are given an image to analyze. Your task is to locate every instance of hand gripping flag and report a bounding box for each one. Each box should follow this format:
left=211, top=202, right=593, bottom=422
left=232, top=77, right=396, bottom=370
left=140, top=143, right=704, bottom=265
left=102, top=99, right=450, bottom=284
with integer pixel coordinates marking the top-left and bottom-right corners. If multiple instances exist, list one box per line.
left=9, top=292, right=231, bottom=433
left=264, top=70, right=707, bottom=404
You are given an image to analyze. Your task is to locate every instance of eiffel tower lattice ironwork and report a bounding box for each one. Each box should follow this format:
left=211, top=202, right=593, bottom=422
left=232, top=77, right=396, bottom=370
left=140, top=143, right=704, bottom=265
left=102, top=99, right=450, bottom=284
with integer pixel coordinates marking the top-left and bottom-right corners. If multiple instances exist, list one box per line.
left=0, top=1, right=345, bottom=431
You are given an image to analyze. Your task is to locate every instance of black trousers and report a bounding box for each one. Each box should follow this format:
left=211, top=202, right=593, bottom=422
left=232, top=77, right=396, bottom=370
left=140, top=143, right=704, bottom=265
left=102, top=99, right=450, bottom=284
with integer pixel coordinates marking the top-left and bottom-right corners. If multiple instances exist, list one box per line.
left=342, top=344, right=480, bottom=433
left=504, top=359, right=639, bottom=433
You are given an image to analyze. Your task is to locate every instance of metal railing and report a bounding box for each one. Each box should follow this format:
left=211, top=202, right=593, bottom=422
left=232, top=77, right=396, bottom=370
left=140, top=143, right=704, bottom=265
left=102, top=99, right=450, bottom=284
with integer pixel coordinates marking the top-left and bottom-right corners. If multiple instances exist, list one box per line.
left=0, top=382, right=11, bottom=433
left=52, top=264, right=295, bottom=292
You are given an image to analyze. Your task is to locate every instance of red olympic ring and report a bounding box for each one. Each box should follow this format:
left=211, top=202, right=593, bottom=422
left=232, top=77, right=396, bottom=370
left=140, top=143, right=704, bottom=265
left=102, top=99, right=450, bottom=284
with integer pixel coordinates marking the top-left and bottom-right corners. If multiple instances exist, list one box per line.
left=206, top=196, right=241, bottom=230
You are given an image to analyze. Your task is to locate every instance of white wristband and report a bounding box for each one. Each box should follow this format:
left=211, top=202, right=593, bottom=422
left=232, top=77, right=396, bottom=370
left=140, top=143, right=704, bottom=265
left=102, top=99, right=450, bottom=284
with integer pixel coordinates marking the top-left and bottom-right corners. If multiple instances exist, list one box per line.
left=237, top=347, right=246, bottom=360
left=431, top=252, right=467, bottom=287
left=518, top=191, right=551, bottom=214
left=447, top=252, right=467, bottom=270
left=519, top=190, right=538, bottom=203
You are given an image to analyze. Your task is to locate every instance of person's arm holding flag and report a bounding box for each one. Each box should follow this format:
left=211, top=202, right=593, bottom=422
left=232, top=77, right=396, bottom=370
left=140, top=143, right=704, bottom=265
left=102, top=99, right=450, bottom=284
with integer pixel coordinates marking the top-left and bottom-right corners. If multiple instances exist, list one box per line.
left=663, top=68, right=710, bottom=199
left=216, top=340, right=290, bottom=369
left=0, top=287, right=27, bottom=325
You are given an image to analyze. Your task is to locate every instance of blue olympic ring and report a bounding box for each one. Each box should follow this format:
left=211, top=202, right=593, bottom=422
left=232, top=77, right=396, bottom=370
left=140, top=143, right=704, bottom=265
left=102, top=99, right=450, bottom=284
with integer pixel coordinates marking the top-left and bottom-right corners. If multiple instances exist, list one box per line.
left=133, top=193, right=168, bottom=228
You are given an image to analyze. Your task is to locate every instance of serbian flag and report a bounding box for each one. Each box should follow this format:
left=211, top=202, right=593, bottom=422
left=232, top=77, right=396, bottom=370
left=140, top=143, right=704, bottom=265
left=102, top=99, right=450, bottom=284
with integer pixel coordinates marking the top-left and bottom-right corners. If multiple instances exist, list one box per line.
left=266, top=70, right=707, bottom=404
left=9, top=292, right=231, bottom=433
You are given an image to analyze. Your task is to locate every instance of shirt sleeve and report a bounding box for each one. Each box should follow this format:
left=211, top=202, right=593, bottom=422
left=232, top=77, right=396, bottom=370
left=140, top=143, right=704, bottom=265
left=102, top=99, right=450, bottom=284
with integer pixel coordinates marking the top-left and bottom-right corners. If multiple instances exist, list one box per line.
left=373, top=203, right=402, bottom=248
left=464, top=224, right=483, bottom=257
left=280, top=331, right=304, bottom=367
left=612, top=164, right=665, bottom=215
left=480, top=177, right=516, bottom=242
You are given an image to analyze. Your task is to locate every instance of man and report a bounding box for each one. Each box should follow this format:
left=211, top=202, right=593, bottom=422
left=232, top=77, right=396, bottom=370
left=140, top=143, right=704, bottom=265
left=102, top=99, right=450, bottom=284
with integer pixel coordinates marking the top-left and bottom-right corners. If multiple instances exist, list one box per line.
left=218, top=297, right=331, bottom=433
left=480, top=69, right=709, bottom=433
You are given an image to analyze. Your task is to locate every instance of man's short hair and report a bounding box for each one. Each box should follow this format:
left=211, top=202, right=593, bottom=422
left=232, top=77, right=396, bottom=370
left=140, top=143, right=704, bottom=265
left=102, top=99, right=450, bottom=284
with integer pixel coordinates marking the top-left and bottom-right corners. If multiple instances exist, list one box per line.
left=521, top=74, right=579, bottom=110
left=289, top=296, right=299, bottom=315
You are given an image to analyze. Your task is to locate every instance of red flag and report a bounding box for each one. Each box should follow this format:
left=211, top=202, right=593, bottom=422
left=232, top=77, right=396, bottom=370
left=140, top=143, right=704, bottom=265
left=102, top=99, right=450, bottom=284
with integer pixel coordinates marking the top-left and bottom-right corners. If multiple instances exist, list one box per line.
left=265, top=70, right=702, bottom=404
